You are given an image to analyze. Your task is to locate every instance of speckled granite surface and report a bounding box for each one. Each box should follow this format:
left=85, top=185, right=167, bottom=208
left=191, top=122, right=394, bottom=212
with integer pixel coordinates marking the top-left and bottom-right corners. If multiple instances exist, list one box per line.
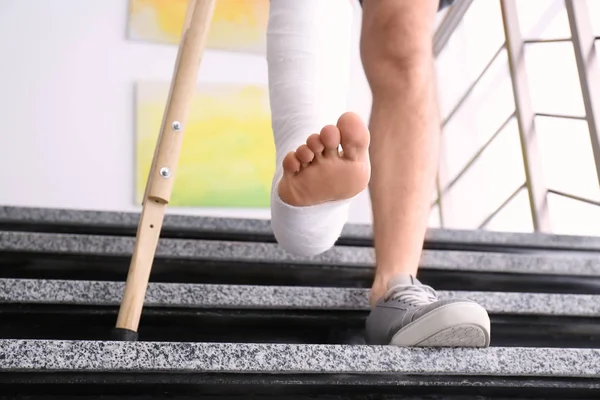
left=2, top=231, right=600, bottom=276
left=1, top=278, right=599, bottom=317
left=0, top=339, right=599, bottom=377
left=419, top=249, right=600, bottom=276
left=0, top=205, right=274, bottom=235
left=3, top=205, right=600, bottom=251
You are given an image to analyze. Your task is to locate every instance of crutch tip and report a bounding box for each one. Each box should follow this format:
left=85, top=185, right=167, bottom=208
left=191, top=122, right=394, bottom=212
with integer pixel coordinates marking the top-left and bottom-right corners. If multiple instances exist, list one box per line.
left=110, top=327, right=139, bottom=341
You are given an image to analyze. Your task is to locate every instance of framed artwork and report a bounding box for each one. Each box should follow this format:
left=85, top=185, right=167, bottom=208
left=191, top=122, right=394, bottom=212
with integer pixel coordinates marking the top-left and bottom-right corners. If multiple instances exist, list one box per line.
left=135, top=81, right=274, bottom=208
left=128, top=0, right=269, bottom=53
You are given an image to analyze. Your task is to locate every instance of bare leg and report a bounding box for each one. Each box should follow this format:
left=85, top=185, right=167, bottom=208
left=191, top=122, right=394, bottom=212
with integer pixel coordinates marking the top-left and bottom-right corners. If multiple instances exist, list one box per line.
left=361, top=0, right=490, bottom=347
left=360, top=0, right=440, bottom=304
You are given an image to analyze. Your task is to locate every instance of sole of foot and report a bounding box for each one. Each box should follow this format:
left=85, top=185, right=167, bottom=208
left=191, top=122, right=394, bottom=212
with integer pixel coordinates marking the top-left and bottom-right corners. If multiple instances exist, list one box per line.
left=278, top=111, right=371, bottom=207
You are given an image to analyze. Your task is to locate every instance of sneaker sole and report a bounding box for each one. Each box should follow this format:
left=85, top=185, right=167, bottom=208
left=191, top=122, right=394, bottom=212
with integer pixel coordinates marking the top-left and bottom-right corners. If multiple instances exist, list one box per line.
left=389, top=302, right=491, bottom=348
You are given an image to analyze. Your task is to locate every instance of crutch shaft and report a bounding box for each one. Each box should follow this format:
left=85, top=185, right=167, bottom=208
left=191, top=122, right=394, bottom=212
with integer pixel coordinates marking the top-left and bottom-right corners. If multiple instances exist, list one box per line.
left=113, top=0, right=216, bottom=338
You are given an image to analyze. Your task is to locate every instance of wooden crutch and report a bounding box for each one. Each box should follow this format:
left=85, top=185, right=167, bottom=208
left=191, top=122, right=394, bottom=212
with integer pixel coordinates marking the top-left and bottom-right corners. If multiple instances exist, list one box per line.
left=111, top=0, right=216, bottom=341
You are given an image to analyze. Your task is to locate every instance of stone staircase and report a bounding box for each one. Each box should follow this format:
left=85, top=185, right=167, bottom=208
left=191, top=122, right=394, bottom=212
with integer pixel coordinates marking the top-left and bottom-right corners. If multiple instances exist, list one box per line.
left=0, top=205, right=600, bottom=398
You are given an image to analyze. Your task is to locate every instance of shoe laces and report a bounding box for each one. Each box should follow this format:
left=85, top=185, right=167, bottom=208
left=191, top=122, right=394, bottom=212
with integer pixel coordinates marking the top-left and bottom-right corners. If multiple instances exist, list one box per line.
left=384, top=283, right=438, bottom=306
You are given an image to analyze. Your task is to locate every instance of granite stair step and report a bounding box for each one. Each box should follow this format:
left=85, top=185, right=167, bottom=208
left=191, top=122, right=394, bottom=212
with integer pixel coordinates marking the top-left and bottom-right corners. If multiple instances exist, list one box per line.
left=2, top=231, right=600, bottom=293
left=2, top=207, right=600, bottom=398
left=3, top=205, right=600, bottom=253
left=0, top=340, right=599, bottom=398
left=1, top=278, right=600, bottom=347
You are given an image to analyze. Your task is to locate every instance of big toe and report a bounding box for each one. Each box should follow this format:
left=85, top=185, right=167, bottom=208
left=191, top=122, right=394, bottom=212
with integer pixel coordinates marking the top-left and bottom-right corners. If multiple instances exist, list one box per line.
left=337, top=112, right=370, bottom=161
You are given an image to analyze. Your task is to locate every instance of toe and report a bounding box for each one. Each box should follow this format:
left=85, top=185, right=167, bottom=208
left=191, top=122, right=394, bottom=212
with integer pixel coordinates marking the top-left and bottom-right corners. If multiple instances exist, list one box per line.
left=282, top=151, right=301, bottom=175
left=306, top=133, right=325, bottom=155
left=320, top=125, right=341, bottom=155
left=295, top=144, right=315, bottom=164
left=337, top=112, right=370, bottom=161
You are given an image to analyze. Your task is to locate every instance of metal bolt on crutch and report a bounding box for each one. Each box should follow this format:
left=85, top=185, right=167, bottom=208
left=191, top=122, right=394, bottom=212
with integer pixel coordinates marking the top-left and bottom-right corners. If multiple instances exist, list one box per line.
left=110, top=0, right=216, bottom=341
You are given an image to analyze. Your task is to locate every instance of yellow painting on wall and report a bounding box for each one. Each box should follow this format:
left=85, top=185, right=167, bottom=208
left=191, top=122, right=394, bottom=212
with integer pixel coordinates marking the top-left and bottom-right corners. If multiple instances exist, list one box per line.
left=128, top=0, right=269, bottom=53
left=135, top=81, right=275, bottom=208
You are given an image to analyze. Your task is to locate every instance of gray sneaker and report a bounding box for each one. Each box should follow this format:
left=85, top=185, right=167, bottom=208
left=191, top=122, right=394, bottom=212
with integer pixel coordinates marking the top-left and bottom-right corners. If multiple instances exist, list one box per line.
left=365, top=275, right=491, bottom=347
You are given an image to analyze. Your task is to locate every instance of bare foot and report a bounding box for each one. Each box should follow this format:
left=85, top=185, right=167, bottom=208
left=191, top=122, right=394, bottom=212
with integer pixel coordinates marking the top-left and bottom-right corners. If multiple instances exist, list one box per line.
left=278, top=112, right=371, bottom=207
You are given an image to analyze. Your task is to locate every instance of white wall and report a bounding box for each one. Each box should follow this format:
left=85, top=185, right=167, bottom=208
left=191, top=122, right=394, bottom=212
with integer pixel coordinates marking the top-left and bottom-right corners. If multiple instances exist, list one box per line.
left=0, top=0, right=375, bottom=223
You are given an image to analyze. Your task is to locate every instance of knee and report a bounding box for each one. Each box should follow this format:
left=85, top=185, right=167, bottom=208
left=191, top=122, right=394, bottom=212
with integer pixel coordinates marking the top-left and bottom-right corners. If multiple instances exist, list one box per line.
left=360, top=1, right=437, bottom=91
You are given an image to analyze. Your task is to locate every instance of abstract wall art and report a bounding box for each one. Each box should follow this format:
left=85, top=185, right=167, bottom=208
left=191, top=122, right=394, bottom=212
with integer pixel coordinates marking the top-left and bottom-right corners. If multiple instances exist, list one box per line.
left=135, top=81, right=274, bottom=208
left=128, top=0, right=269, bottom=53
